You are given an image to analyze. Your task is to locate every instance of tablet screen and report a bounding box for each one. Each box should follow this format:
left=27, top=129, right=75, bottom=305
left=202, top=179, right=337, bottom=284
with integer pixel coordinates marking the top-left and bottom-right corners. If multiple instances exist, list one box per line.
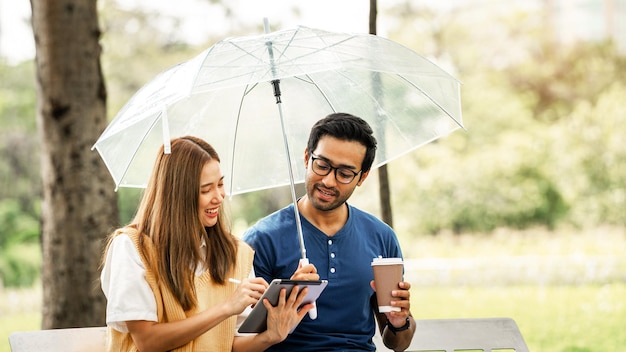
left=237, top=279, right=328, bottom=333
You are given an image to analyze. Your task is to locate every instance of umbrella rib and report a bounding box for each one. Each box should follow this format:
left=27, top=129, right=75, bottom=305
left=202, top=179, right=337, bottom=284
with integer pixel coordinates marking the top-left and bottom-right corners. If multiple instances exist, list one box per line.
left=243, top=82, right=259, bottom=96
left=227, top=31, right=363, bottom=74
left=116, top=113, right=163, bottom=188
left=193, top=31, right=366, bottom=91
left=187, top=40, right=273, bottom=93
left=396, top=74, right=464, bottom=130
left=227, top=27, right=360, bottom=65
left=275, top=29, right=359, bottom=62
left=227, top=83, right=255, bottom=196
left=273, top=26, right=301, bottom=62
left=328, top=69, right=426, bottom=149
left=273, top=40, right=361, bottom=71
left=297, top=74, right=337, bottom=112
left=227, top=41, right=272, bottom=66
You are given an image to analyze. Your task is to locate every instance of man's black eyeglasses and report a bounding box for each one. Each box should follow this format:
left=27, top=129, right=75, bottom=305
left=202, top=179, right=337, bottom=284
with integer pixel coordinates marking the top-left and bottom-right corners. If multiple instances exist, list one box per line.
left=309, top=153, right=361, bottom=184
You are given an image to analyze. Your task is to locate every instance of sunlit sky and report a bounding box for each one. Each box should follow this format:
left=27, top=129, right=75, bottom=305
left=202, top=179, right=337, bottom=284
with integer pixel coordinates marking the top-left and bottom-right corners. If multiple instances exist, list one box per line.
left=8, top=0, right=598, bottom=66
left=0, top=0, right=33, bottom=64
left=0, top=0, right=402, bottom=64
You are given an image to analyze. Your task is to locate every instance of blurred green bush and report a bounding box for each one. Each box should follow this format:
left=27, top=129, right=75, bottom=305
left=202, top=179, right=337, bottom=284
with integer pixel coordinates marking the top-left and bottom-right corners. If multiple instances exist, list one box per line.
left=0, top=200, right=40, bottom=287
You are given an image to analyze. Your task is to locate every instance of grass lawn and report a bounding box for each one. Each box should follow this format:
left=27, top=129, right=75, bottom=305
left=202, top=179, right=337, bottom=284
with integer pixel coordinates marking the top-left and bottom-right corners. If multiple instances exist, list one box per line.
left=1, top=226, right=624, bottom=352
left=417, top=284, right=626, bottom=352
left=403, top=226, right=626, bottom=351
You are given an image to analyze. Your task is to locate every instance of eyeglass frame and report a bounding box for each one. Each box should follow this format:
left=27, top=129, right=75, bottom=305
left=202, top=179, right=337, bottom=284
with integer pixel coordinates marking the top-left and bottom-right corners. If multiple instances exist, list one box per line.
left=308, top=152, right=362, bottom=184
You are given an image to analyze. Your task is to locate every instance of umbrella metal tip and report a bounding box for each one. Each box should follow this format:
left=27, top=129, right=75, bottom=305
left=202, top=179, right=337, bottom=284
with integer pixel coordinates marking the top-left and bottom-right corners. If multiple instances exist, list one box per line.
left=263, top=18, right=270, bottom=34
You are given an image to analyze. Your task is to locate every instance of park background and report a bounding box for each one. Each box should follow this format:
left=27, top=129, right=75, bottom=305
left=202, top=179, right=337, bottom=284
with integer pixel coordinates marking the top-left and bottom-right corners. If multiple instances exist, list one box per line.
left=1, top=0, right=625, bottom=351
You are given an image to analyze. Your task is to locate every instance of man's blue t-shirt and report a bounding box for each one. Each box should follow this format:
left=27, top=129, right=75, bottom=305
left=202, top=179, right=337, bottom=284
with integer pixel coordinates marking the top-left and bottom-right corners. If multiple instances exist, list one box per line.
left=242, top=203, right=403, bottom=352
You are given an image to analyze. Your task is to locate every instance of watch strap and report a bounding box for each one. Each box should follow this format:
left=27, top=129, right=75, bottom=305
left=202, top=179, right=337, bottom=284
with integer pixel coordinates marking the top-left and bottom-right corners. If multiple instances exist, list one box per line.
left=386, top=316, right=411, bottom=334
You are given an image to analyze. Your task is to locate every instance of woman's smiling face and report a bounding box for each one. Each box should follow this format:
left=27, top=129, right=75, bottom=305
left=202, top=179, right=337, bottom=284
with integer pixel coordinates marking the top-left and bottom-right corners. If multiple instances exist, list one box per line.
left=198, top=159, right=225, bottom=228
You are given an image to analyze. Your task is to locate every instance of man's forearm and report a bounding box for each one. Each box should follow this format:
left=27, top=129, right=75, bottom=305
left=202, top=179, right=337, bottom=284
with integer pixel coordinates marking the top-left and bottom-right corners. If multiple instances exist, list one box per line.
left=382, top=315, right=416, bottom=352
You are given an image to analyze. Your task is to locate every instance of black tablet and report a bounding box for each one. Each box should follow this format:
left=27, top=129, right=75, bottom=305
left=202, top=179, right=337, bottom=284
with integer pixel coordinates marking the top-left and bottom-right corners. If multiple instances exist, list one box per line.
left=237, top=279, right=328, bottom=333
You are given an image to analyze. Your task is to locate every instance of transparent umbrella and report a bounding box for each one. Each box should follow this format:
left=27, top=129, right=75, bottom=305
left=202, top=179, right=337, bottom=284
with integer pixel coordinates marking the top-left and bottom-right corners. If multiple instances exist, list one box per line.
left=92, top=21, right=463, bottom=261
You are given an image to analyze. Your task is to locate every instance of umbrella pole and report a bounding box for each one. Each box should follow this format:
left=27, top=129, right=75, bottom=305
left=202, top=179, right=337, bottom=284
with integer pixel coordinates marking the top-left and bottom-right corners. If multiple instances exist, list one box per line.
left=274, top=87, right=307, bottom=261
left=275, top=87, right=317, bottom=320
left=265, top=18, right=307, bottom=261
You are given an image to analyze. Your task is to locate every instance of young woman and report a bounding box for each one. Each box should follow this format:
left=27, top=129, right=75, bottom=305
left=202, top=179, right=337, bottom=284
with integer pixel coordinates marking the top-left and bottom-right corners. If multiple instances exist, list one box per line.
left=101, top=136, right=312, bottom=352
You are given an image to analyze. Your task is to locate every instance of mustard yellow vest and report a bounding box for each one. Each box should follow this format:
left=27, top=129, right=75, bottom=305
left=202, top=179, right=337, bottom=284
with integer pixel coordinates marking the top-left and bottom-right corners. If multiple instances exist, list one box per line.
left=106, top=229, right=254, bottom=352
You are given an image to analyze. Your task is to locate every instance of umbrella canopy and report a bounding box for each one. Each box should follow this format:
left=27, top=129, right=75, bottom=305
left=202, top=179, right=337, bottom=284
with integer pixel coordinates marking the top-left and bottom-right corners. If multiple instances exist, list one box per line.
left=92, top=25, right=463, bottom=197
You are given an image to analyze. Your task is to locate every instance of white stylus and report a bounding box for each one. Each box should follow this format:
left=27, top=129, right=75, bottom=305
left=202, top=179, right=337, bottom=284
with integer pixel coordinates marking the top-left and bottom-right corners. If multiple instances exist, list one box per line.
left=299, top=258, right=318, bottom=320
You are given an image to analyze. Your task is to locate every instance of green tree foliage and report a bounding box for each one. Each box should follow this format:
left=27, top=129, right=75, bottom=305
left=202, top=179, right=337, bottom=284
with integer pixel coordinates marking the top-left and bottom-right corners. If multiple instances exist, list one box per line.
left=383, top=3, right=626, bottom=236
left=98, top=2, right=206, bottom=118
left=0, top=200, right=39, bottom=247
left=0, top=60, right=37, bottom=131
left=0, top=61, right=40, bottom=215
left=0, top=200, right=40, bottom=287
left=0, top=244, right=40, bottom=287
left=548, top=83, right=626, bottom=227
left=0, top=60, right=41, bottom=287
left=504, top=40, right=626, bottom=122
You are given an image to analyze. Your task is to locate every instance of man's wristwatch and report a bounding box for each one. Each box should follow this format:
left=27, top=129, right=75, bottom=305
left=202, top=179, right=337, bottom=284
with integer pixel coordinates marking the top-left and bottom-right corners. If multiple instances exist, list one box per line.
left=386, top=317, right=411, bottom=334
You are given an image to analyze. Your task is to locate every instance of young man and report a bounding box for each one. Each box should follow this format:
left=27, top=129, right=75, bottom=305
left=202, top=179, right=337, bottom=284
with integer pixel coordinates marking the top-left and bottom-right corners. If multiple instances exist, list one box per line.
left=243, top=113, right=415, bottom=351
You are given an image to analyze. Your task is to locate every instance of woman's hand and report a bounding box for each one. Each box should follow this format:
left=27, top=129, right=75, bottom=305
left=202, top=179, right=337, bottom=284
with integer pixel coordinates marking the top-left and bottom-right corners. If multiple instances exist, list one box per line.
left=261, top=286, right=313, bottom=343
left=225, top=277, right=269, bottom=316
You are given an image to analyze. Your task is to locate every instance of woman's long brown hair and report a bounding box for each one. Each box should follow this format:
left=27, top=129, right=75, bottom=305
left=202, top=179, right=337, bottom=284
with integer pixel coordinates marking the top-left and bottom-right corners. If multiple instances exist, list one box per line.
left=105, top=136, right=238, bottom=311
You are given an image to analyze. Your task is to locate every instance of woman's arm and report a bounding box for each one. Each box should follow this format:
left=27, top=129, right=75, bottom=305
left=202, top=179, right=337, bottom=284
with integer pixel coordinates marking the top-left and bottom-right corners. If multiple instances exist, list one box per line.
left=126, top=278, right=268, bottom=352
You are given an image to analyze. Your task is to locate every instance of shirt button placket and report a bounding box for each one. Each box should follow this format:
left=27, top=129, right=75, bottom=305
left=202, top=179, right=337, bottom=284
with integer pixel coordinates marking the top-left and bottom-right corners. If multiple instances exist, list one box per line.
left=328, top=239, right=336, bottom=275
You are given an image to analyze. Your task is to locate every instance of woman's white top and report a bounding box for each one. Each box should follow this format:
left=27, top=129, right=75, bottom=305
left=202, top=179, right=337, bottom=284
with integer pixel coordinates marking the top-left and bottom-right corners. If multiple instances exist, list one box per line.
left=100, top=233, right=253, bottom=334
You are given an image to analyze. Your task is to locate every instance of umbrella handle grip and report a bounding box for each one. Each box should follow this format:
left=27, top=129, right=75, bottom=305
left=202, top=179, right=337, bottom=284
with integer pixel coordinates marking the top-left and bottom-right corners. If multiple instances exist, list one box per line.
left=299, top=258, right=318, bottom=320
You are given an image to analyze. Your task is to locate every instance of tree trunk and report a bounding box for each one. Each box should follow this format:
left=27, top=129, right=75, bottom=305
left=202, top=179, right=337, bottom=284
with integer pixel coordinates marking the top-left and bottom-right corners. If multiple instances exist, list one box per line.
left=369, top=0, right=394, bottom=227
left=31, top=0, right=118, bottom=328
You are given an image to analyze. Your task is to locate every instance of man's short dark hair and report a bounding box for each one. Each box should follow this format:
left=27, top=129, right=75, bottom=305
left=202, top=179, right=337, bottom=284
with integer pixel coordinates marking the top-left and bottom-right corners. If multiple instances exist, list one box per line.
left=307, top=112, right=377, bottom=173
